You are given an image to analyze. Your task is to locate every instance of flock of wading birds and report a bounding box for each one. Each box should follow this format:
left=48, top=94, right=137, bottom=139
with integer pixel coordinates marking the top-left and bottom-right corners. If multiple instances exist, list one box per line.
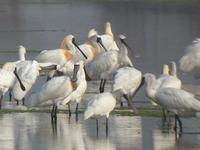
left=1, top=22, right=200, bottom=137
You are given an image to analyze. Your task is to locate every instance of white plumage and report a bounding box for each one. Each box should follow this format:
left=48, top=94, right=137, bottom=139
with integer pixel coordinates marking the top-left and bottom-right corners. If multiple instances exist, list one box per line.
left=25, top=75, right=73, bottom=107
left=84, top=92, right=116, bottom=120
left=36, top=35, right=84, bottom=66
left=60, top=61, right=87, bottom=105
left=158, top=62, right=182, bottom=90
left=10, top=46, right=59, bottom=103
left=85, top=35, right=133, bottom=79
left=12, top=60, right=41, bottom=102
left=155, top=88, right=200, bottom=114
left=112, top=67, right=142, bottom=96
left=179, top=38, right=200, bottom=72
left=61, top=29, right=104, bottom=64
left=25, top=61, right=87, bottom=119
left=98, top=22, right=119, bottom=51
left=112, top=66, right=142, bottom=112
left=144, top=73, right=200, bottom=134
left=0, top=63, right=17, bottom=97
left=0, top=62, right=26, bottom=108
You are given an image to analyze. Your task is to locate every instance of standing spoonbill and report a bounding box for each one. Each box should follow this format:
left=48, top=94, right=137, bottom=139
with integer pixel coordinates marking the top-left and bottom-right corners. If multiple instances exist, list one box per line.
left=84, top=91, right=122, bottom=136
left=144, top=73, right=200, bottom=137
left=0, top=62, right=25, bottom=108
left=25, top=61, right=87, bottom=121
left=112, top=66, right=143, bottom=113
left=156, top=62, right=182, bottom=123
left=84, top=34, right=133, bottom=93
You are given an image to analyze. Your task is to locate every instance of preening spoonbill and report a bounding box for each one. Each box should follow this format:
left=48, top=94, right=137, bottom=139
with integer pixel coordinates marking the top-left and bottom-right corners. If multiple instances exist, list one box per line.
left=9, top=46, right=59, bottom=105
left=0, top=63, right=25, bottom=108
left=179, top=38, right=200, bottom=72
left=59, top=61, right=87, bottom=120
left=84, top=34, right=133, bottom=93
left=144, top=73, right=200, bottom=136
left=84, top=91, right=121, bottom=136
left=12, top=60, right=41, bottom=105
left=36, top=34, right=87, bottom=66
left=112, top=66, right=143, bottom=113
left=7, top=45, right=26, bottom=101
left=25, top=61, right=87, bottom=120
left=60, top=29, right=107, bottom=64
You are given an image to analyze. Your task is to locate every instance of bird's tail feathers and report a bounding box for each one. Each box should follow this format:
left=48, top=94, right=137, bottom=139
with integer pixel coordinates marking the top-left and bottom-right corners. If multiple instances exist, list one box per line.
left=84, top=107, right=93, bottom=120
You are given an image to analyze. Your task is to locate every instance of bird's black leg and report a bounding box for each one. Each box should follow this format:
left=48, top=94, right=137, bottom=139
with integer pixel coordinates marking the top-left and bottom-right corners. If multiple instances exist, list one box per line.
left=0, top=95, right=3, bottom=109
left=67, top=103, right=71, bottom=119
left=54, top=105, right=58, bottom=120
left=75, top=103, right=79, bottom=122
left=174, top=114, right=182, bottom=139
left=96, top=119, right=99, bottom=137
left=120, top=101, right=123, bottom=108
left=176, top=115, right=182, bottom=133
left=162, top=108, right=167, bottom=126
left=51, top=104, right=58, bottom=122
left=22, top=98, right=25, bottom=105
left=9, top=92, right=12, bottom=102
left=102, top=79, right=107, bottom=92
left=106, top=117, right=108, bottom=137
left=99, top=79, right=107, bottom=93
left=99, top=79, right=104, bottom=93
left=16, top=100, right=19, bottom=105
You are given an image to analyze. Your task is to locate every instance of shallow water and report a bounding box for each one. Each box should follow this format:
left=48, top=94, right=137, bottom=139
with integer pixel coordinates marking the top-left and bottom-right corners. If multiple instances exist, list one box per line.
left=0, top=113, right=200, bottom=150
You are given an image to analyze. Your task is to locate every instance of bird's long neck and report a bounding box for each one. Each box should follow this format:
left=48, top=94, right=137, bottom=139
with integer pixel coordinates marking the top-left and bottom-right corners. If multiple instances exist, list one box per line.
left=76, top=65, right=86, bottom=84
left=118, top=43, right=133, bottom=67
left=145, top=76, right=158, bottom=99
left=105, top=23, right=114, bottom=38
left=19, top=49, right=26, bottom=61
left=162, top=64, right=169, bottom=75
left=170, top=62, right=177, bottom=78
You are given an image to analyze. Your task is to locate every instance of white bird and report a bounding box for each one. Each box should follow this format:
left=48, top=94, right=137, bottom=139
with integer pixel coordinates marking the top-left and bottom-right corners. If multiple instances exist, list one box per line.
left=84, top=34, right=133, bottom=93
left=36, top=34, right=87, bottom=66
left=12, top=60, right=41, bottom=105
left=98, top=22, right=119, bottom=51
left=153, top=62, right=182, bottom=123
left=25, top=61, right=87, bottom=120
left=158, top=62, right=182, bottom=90
left=144, top=73, right=200, bottom=135
left=112, top=66, right=143, bottom=113
left=84, top=91, right=121, bottom=136
left=60, top=29, right=107, bottom=64
left=179, top=38, right=200, bottom=72
left=7, top=45, right=26, bottom=101
left=10, top=46, right=59, bottom=105
left=0, top=62, right=25, bottom=108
